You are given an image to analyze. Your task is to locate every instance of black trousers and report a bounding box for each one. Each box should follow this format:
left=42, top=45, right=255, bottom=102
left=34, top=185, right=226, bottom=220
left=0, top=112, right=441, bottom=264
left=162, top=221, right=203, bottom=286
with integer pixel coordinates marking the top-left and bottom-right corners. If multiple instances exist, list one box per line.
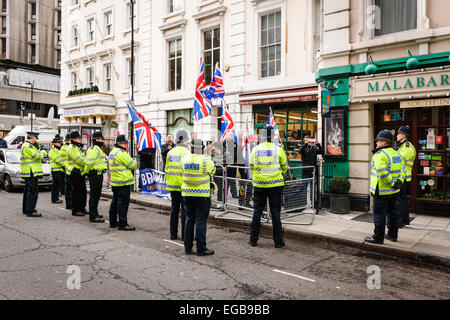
left=88, top=173, right=103, bottom=219
left=398, top=182, right=411, bottom=225
left=372, top=193, right=400, bottom=242
left=226, top=167, right=237, bottom=198
left=70, top=170, right=87, bottom=214
left=64, top=174, right=72, bottom=209
left=170, top=191, right=186, bottom=240
left=23, top=174, right=39, bottom=214
left=238, top=168, right=252, bottom=207
left=51, top=171, right=65, bottom=202
left=250, top=187, right=284, bottom=245
left=183, top=197, right=211, bottom=254
left=109, top=185, right=131, bottom=227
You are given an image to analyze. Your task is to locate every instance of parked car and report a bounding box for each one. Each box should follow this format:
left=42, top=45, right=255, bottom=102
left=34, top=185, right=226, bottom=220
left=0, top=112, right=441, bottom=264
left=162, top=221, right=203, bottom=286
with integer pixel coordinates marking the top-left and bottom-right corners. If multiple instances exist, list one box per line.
left=0, top=149, right=52, bottom=192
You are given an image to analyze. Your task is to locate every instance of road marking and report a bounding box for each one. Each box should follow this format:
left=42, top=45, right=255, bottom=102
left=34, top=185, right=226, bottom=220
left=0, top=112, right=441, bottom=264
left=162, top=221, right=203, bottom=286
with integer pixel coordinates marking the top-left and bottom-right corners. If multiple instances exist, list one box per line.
left=105, top=220, right=109, bottom=223
left=58, top=207, right=66, bottom=211
left=163, top=239, right=184, bottom=247
left=272, top=269, right=316, bottom=283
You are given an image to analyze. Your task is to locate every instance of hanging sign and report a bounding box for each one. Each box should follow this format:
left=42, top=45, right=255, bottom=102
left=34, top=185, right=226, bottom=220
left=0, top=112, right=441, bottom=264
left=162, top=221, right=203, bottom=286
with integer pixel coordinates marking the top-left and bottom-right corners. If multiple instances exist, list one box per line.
left=322, top=90, right=331, bottom=118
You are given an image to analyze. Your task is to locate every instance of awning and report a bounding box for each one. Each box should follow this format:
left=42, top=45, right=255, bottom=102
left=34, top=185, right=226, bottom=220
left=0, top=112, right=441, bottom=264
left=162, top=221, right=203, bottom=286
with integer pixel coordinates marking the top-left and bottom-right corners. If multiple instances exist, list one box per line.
left=239, top=87, right=318, bottom=106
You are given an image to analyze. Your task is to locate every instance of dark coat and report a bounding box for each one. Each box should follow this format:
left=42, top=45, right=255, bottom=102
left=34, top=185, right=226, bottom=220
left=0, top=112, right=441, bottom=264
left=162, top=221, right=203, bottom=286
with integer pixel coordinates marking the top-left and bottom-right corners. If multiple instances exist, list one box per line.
left=161, top=142, right=175, bottom=169
left=299, top=142, right=324, bottom=174
left=138, top=147, right=156, bottom=170
left=0, top=139, right=7, bottom=148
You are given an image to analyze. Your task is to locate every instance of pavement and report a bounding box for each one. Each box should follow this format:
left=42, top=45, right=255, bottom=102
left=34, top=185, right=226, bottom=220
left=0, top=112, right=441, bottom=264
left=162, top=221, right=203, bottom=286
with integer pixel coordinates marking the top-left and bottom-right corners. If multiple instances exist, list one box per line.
left=99, top=188, right=450, bottom=268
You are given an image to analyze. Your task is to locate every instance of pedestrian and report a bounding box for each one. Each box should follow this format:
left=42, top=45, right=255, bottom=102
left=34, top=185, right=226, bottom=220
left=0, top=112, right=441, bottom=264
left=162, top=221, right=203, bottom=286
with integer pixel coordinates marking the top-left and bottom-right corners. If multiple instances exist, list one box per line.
left=248, top=125, right=288, bottom=248
left=165, top=130, right=190, bottom=240
left=60, top=134, right=72, bottom=210
left=67, top=131, right=88, bottom=217
left=108, top=134, right=137, bottom=231
left=161, top=134, right=175, bottom=171
left=85, top=131, right=107, bottom=223
left=191, top=132, right=198, bottom=141
left=223, top=132, right=238, bottom=199
left=181, top=138, right=216, bottom=256
left=205, top=141, right=213, bottom=156
left=394, top=125, right=416, bottom=228
left=20, top=131, right=47, bottom=217
left=365, top=130, right=405, bottom=244
left=299, top=135, right=324, bottom=206
left=48, top=135, right=64, bottom=204
left=211, top=142, right=224, bottom=207
left=0, top=132, right=7, bottom=148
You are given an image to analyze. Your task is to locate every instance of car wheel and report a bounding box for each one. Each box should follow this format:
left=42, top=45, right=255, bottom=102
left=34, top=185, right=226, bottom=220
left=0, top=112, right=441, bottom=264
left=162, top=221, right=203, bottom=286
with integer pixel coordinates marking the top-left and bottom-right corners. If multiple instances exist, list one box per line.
left=4, top=175, right=13, bottom=192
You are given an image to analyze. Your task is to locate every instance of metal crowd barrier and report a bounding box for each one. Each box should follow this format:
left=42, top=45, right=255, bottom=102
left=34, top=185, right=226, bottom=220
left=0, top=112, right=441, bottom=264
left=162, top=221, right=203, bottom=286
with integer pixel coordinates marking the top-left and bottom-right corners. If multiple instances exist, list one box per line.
left=215, top=165, right=315, bottom=225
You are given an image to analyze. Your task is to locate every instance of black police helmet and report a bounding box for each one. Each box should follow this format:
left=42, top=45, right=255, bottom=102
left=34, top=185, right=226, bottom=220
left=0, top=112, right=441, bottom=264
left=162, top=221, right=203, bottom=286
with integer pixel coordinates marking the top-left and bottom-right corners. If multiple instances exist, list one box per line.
left=375, top=130, right=393, bottom=144
left=176, top=129, right=189, bottom=143
left=116, top=134, right=129, bottom=144
left=92, top=131, right=105, bottom=140
left=26, top=131, right=39, bottom=137
left=397, top=125, right=412, bottom=139
left=260, top=125, right=275, bottom=142
left=65, top=134, right=71, bottom=141
left=70, top=131, right=82, bottom=140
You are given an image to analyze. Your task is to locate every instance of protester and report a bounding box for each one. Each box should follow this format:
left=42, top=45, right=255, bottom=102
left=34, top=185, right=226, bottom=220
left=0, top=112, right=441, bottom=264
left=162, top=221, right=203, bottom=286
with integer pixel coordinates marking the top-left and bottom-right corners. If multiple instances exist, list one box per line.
left=161, top=134, right=175, bottom=171
left=299, top=135, right=324, bottom=205
left=0, top=132, right=7, bottom=148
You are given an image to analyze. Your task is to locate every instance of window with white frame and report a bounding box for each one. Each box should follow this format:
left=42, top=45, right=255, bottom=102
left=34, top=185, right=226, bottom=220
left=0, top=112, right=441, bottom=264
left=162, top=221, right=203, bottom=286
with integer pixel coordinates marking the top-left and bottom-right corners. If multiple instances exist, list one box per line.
left=104, top=10, right=113, bottom=37
left=31, top=2, right=36, bottom=19
left=86, top=67, right=94, bottom=87
left=30, top=44, right=36, bottom=62
left=203, top=27, right=220, bottom=85
left=72, top=0, right=79, bottom=6
left=125, top=57, right=136, bottom=89
left=374, top=0, right=417, bottom=36
left=30, top=23, right=36, bottom=40
left=260, top=11, right=281, bottom=78
left=57, top=32, right=61, bottom=46
left=71, top=25, right=78, bottom=47
left=86, top=17, right=95, bottom=43
left=56, top=49, right=61, bottom=65
left=168, top=0, right=183, bottom=14
left=71, top=72, right=78, bottom=90
left=125, top=1, right=137, bottom=29
left=104, top=64, right=112, bottom=92
left=1, top=38, right=6, bottom=56
left=168, top=39, right=182, bottom=91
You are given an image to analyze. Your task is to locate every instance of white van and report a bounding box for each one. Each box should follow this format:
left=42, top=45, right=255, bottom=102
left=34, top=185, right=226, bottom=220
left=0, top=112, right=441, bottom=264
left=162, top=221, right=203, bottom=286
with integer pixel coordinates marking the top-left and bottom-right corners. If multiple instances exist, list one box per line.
left=4, top=125, right=58, bottom=151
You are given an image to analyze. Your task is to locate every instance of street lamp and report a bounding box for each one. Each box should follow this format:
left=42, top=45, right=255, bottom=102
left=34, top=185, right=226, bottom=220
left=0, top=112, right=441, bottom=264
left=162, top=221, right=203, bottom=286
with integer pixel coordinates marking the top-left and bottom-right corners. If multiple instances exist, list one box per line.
left=129, top=0, right=135, bottom=157
left=25, top=80, right=35, bottom=131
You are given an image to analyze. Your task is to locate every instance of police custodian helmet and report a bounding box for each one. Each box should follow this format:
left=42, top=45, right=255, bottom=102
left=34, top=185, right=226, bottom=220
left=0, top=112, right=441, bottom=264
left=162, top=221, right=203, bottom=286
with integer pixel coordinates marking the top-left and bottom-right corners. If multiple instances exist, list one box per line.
left=260, top=125, right=275, bottom=142
left=397, top=125, right=412, bottom=139
left=375, top=130, right=393, bottom=144
left=176, top=129, right=189, bottom=143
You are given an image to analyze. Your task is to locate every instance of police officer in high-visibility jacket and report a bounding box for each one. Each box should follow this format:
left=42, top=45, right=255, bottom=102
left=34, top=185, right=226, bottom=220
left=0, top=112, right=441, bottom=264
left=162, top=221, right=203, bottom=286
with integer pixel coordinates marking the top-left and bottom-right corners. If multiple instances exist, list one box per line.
left=85, top=131, right=107, bottom=223
left=67, top=131, right=88, bottom=217
left=249, top=125, right=288, bottom=248
left=108, top=134, right=137, bottom=231
left=394, top=125, right=416, bottom=228
left=165, top=129, right=190, bottom=240
left=49, top=135, right=64, bottom=204
left=21, top=131, right=47, bottom=217
left=365, top=130, right=406, bottom=244
left=60, top=134, right=72, bottom=210
left=181, top=139, right=216, bottom=256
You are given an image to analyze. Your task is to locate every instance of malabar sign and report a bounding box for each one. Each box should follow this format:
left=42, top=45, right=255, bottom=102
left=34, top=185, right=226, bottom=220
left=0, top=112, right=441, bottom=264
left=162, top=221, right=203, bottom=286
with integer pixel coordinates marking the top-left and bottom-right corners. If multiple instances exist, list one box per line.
left=350, top=67, right=450, bottom=102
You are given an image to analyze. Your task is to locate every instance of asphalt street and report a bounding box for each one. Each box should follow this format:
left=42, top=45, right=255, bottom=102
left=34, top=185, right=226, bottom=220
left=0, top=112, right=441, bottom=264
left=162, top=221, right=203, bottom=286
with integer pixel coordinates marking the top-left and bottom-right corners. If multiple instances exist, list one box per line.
left=0, top=188, right=449, bottom=300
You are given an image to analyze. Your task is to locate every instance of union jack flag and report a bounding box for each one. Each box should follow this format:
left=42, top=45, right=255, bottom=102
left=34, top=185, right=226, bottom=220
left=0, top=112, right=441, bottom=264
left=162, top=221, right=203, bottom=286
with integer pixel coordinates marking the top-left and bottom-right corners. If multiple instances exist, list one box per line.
left=209, top=63, right=225, bottom=99
left=241, top=121, right=251, bottom=178
left=220, top=99, right=238, bottom=143
left=127, top=102, right=161, bottom=152
left=192, top=57, right=213, bottom=121
left=267, top=107, right=280, bottom=144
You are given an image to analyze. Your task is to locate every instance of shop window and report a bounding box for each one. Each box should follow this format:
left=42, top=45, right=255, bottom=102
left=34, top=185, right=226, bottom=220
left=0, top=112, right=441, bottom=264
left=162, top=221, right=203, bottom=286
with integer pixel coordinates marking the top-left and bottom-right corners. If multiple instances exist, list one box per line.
left=374, top=0, right=417, bottom=36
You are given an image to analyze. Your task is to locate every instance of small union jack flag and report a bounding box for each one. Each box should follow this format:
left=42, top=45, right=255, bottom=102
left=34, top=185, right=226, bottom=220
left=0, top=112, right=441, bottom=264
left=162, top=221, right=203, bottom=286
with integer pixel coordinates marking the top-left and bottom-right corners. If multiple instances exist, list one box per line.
left=220, top=99, right=238, bottom=143
left=209, top=63, right=225, bottom=99
left=127, top=102, right=161, bottom=152
left=267, top=107, right=280, bottom=143
left=192, top=57, right=213, bottom=121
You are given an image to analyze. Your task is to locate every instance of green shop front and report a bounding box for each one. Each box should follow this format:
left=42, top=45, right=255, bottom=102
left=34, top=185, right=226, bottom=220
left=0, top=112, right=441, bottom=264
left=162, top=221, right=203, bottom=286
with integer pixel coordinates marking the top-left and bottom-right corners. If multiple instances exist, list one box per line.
left=316, top=51, right=450, bottom=215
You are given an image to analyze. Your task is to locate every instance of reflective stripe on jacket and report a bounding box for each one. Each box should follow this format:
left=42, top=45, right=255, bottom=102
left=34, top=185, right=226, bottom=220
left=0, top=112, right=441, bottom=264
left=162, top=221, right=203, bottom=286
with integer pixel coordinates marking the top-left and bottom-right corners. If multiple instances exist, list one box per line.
left=181, top=153, right=215, bottom=197
left=165, top=145, right=190, bottom=191
left=395, top=141, right=416, bottom=182
left=85, top=145, right=107, bottom=174
left=49, top=147, right=64, bottom=172
left=109, top=147, right=137, bottom=187
left=60, top=144, right=70, bottom=170
left=20, top=141, right=46, bottom=178
left=370, top=147, right=405, bottom=196
left=66, top=144, right=86, bottom=175
left=249, top=141, right=288, bottom=188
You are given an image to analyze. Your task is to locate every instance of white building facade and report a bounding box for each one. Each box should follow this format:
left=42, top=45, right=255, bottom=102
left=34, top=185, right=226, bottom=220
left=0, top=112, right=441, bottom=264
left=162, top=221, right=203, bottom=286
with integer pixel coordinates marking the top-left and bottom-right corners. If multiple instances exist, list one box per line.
left=60, top=0, right=321, bottom=159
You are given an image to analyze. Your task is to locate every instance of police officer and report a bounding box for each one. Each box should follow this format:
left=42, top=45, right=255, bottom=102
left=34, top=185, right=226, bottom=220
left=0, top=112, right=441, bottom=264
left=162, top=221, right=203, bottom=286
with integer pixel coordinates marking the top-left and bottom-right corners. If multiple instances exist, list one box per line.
left=181, top=138, right=216, bottom=256
left=85, top=131, right=107, bottom=223
left=108, top=134, right=137, bottom=231
left=365, top=130, right=405, bottom=244
left=21, top=131, right=47, bottom=217
left=165, top=129, right=190, bottom=240
left=249, top=125, right=288, bottom=248
left=67, top=131, right=88, bottom=217
left=394, top=125, right=416, bottom=228
left=60, top=134, right=72, bottom=210
left=49, top=135, right=64, bottom=204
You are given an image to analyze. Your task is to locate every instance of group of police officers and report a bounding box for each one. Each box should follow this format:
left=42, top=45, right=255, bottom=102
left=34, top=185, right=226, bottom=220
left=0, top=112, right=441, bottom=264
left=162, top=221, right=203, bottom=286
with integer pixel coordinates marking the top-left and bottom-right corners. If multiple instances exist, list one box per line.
left=20, top=122, right=416, bottom=255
